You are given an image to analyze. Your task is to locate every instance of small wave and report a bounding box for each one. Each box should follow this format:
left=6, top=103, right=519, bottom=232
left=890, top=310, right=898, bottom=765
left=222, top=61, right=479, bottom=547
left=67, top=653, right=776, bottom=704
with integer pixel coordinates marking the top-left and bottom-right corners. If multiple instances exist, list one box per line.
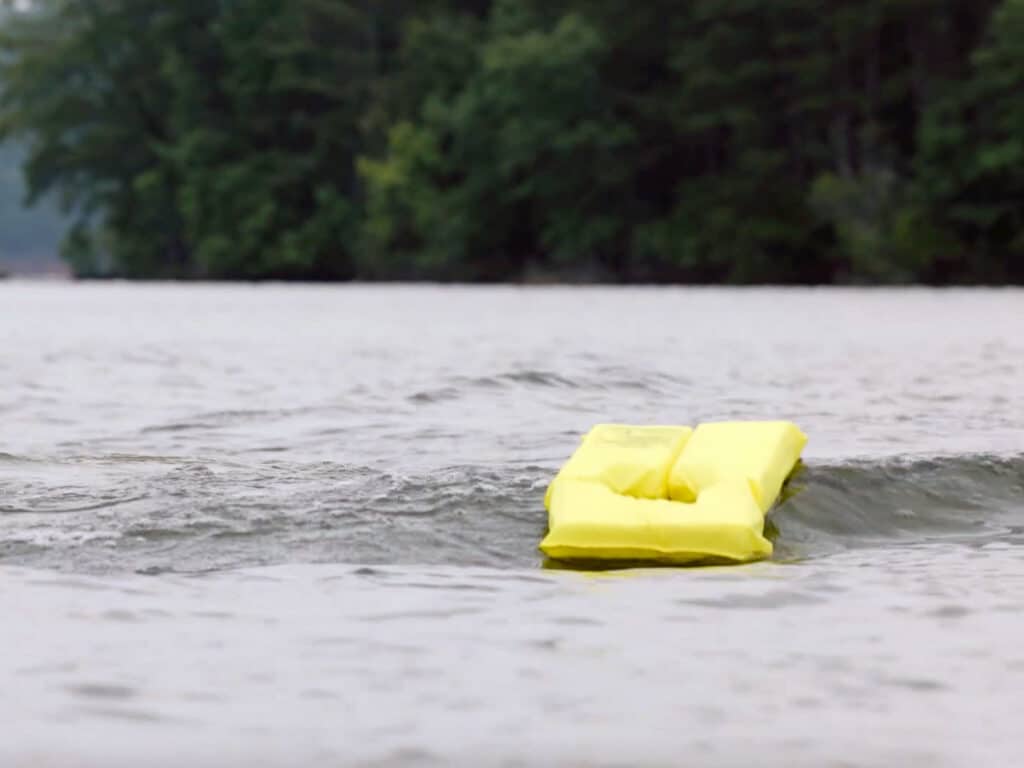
left=1, top=493, right=148, bottom=516
left=84, top=454, right=185, bottom=466
left=2, top=453, right=1022, bottom=573
left=449, top=375, right=505, bottom=390
left=141, top=409, right=274, bottom=433
left=494, top=368, right=686, bottom=393
left=140, top=406, right=336, bottom=434
left=772, top=453, right=1024, bottom=556
left=407, top=387, right=462, bottom=404
left=406, top=370, right=581, bottom=403
left=409, top=367, right=689, bottom=403
left=498, top=370, right=580, bottom=388
left=0, top=451, right=44, bottom=464
left=589, top=366, right=691, bottom=394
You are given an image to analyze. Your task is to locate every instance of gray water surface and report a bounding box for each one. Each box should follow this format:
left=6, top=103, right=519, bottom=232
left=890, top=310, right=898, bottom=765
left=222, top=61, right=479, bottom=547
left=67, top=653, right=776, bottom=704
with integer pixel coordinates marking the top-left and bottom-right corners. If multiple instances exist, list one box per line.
left=2, top=282, right=1023, bottom=767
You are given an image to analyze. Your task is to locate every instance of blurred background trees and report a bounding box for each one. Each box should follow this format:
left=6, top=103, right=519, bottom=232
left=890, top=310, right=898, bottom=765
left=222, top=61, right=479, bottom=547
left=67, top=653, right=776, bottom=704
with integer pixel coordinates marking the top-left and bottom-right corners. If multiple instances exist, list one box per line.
left=0, top=140, right=65, bottom=272
left=1, top=0, right=1022, bottom=283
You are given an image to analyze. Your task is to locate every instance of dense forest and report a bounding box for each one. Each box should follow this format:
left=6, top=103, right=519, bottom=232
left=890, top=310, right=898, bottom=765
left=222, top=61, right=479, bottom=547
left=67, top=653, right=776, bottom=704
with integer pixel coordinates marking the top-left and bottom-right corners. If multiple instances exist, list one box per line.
left=1, top=0, right=1022, bottom=283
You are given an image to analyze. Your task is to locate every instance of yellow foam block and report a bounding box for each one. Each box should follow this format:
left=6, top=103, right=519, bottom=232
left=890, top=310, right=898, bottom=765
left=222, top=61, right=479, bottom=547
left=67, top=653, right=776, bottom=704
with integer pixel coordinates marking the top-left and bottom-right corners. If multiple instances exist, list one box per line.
left=543, top=424, right=692, bottom=508
left=539, top=420, right=806, bottom=565
left=542, top=479, right=771, bottom=564
left=668, top=421, right=808, bottom=511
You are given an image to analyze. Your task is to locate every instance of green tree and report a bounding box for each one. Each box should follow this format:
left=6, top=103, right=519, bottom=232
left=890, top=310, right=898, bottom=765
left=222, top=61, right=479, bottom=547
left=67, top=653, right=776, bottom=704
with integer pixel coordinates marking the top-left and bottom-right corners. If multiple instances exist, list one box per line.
left=361, top=2, right=632, bottom=280
left=169, top=0, right=371, bottom=279
left=2, top=0, right=1021, bottom=284
left=0, top=0, right=202, bottom=277
left=918, top=0, right=1024, bottom=282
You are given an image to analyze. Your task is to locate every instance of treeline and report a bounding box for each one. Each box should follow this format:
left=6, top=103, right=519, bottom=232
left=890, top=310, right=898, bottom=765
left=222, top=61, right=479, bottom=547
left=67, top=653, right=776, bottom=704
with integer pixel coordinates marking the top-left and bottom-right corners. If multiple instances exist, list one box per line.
left=1, top=0, right=1022, bottom=283
left=0, top=141, right=66, bottom=266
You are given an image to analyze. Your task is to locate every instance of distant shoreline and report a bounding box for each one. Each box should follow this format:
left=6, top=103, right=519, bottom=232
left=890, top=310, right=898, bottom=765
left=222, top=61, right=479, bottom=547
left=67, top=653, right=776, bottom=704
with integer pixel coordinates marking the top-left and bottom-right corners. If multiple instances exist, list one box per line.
left=3, top=272, right=1021, bottom=289
left=0, top=262, right=69, bottom=280
left=2, top=257, right=1022, bottom=287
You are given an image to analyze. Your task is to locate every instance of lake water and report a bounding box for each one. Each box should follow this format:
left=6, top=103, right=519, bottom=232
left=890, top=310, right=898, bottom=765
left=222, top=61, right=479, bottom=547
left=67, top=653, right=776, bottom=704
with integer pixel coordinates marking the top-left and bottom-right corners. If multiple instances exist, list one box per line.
left=2, top=281, right=1023, bottom=767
